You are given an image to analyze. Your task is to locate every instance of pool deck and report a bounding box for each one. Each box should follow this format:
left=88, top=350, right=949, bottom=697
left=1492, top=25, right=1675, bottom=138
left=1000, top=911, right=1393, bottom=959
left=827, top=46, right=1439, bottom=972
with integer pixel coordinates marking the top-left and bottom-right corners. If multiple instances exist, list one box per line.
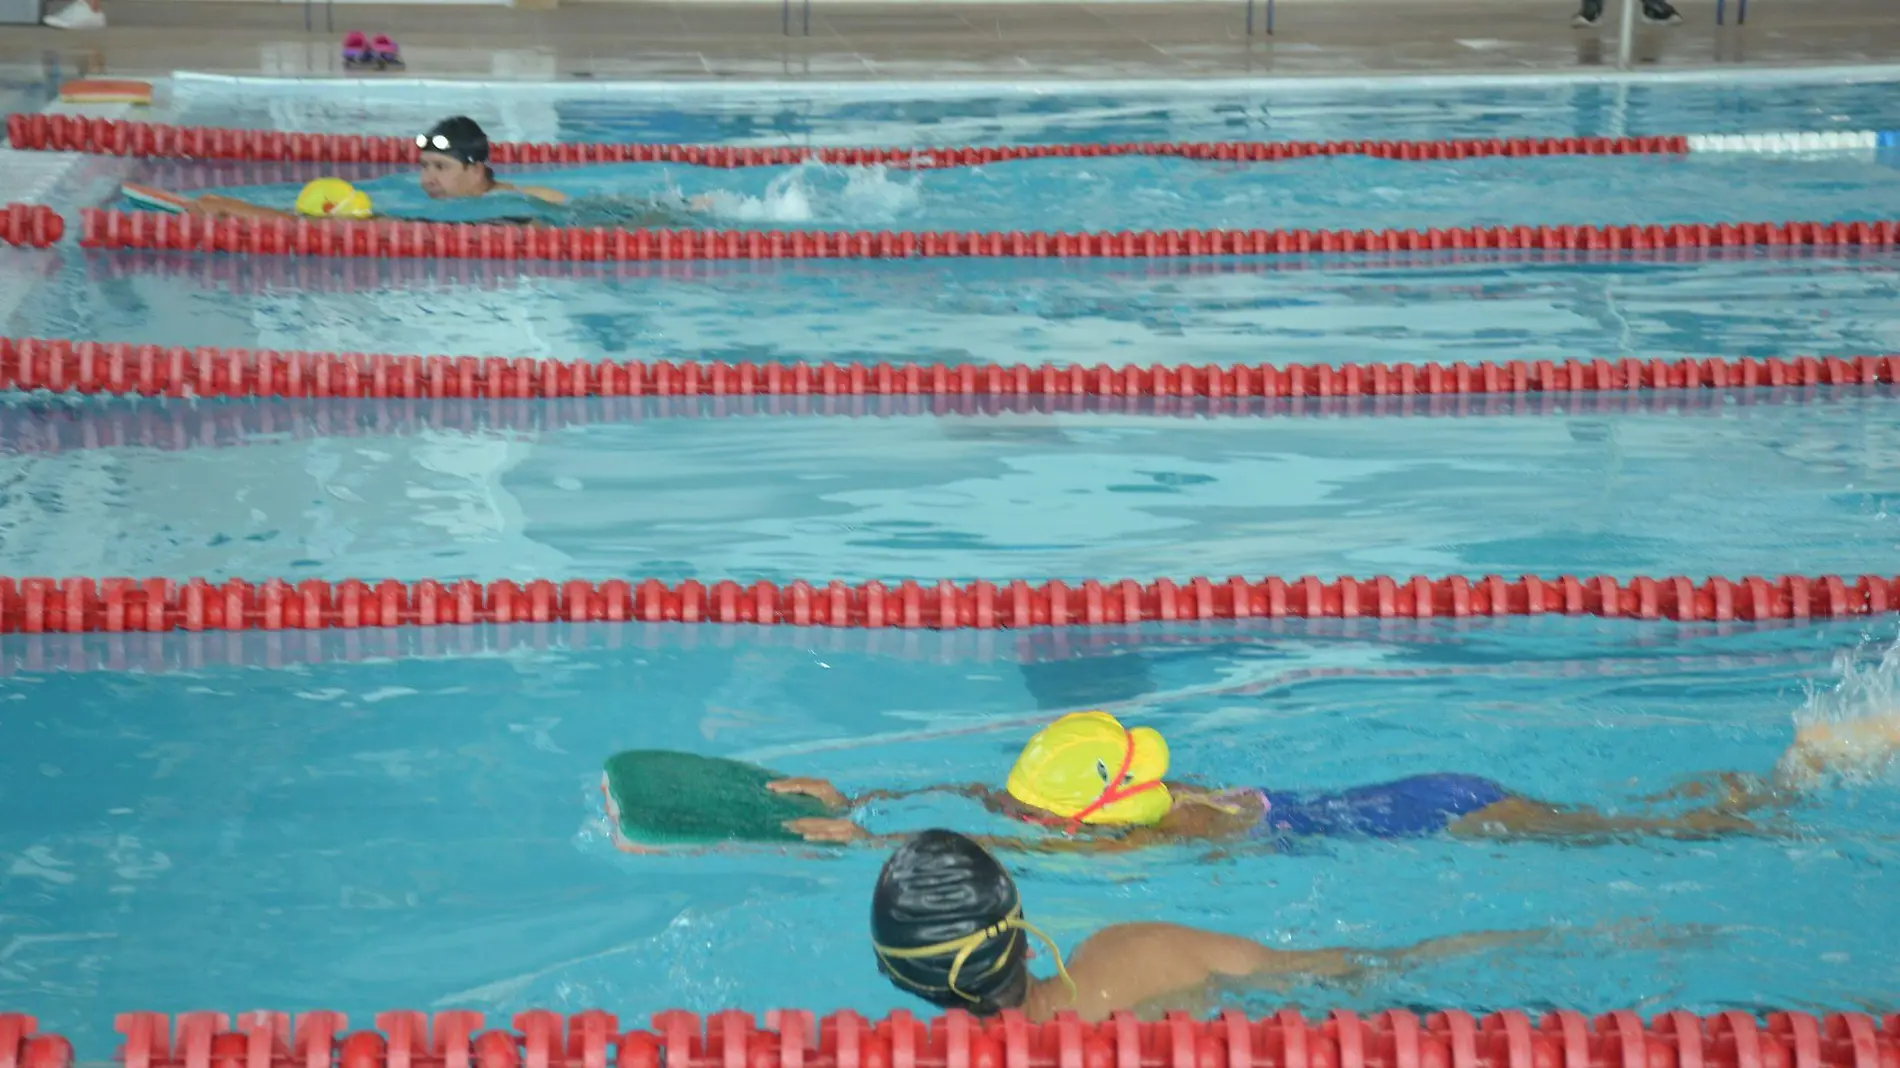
left=2, top=0, right=1900, bottom=85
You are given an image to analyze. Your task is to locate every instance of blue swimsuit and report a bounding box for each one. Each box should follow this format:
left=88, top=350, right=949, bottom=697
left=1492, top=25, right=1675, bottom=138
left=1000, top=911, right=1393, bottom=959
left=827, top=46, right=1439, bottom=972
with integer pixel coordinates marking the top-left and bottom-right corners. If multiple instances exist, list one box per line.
left=1248, top=774, right=1512, bottom=839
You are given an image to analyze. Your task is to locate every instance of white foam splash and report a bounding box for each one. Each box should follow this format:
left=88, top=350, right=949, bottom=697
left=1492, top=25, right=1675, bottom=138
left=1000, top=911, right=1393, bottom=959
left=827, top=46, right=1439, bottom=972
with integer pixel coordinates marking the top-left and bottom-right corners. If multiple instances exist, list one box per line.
left=701, top=160, right=922, bottom=225
left=1779, top=631, right=1900, bottom=787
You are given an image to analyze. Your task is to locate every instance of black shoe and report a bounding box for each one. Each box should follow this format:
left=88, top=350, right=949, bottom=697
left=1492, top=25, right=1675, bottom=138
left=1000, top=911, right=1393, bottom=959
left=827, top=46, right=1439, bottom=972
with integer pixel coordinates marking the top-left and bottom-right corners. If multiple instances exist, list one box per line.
left=1573, top=0, right=1603, bottom=26
left=1642, top=0, right=1683, bottom=23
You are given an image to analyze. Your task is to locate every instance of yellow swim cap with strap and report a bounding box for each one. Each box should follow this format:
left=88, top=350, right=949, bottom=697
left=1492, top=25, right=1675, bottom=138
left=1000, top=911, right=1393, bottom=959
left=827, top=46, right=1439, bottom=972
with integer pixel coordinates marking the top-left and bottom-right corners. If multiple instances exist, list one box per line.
left=872, top=903, right=1077, bottom=1006
left=295, top=178, right=374, bottom=220
left=1006, top=711, right=1172, bottom=828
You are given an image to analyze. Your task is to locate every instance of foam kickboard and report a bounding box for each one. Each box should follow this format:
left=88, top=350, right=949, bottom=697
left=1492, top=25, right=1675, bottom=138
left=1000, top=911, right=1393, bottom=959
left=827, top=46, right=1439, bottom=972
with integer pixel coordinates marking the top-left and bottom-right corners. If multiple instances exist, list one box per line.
left=120, top=183, right=189, bottom=214
left=59, top=79, right=154, bottom=105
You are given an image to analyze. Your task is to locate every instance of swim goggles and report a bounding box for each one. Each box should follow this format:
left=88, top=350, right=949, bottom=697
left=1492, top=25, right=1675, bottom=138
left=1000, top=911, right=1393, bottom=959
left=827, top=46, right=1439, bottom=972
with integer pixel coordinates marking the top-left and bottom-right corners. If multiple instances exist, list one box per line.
left=872, top=904, right=1076, bottom=1006
left=1021, top=729, right=1165, bottom=832
left=415, top=132, right=484, bottom=163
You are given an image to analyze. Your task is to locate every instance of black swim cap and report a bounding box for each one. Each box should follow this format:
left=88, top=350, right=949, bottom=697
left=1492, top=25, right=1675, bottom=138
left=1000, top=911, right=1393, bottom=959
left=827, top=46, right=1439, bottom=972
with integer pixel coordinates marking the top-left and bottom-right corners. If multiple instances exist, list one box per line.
left=417, top=116, right=489, bottom=164
left=870, top=829, right=1030, bottom=1015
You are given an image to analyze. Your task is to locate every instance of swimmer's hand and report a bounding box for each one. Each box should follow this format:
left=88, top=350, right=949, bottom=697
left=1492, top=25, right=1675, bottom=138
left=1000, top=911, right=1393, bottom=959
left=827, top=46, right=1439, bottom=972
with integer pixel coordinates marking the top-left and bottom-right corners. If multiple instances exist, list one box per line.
left=782, top=816, right=866, bottom=844
left=767, top=777, right=850, bottom=809
left=689, top=195, right=716, bottom=212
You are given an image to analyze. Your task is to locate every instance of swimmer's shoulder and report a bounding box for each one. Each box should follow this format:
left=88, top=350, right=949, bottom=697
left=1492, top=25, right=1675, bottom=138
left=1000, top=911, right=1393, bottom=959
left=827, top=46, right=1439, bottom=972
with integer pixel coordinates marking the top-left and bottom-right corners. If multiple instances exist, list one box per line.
left=492, top=181, right=568, bottom=206
left=1157, top=785, right=1266, bottom=837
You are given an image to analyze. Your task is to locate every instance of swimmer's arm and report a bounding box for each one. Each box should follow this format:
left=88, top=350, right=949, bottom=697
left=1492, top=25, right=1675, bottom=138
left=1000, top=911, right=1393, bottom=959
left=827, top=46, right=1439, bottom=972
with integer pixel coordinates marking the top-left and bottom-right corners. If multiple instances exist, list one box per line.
left=851, top=783, right=1014, bottom=808
left=781, top=817, right=1156, bottom=855
left=184, top=195, right=387, bottom=223
left=184, top=194, right=295, bottom=221
left=769, top=778, right=1009, bottom=810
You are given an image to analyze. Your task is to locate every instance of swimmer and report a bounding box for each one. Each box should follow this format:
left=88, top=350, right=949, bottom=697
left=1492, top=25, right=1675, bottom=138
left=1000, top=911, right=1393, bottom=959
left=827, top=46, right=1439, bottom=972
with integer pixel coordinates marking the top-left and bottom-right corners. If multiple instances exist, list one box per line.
left=872, top=828, right=1542, bottom=1022
left=770, top=705, right=1900, bottom=852
left=141, top=115, right=709, bottom=224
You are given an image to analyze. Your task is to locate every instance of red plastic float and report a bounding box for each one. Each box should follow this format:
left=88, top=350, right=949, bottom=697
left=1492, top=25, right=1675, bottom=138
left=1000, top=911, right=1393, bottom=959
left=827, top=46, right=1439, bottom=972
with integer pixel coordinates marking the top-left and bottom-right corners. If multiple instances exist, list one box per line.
left=6, top=113, right=1693, bottom=167
left=4, top=336, right=1895, bottom=400
left=0, top=573, right=1893, bottom=633
left=0, top=203, right=64, bottom=248
left=0, top=1016, right=71, bottom=1068
left=72, top=209, right=1900, bottom=263
left=42, top=1008, right=1900, bottom=1068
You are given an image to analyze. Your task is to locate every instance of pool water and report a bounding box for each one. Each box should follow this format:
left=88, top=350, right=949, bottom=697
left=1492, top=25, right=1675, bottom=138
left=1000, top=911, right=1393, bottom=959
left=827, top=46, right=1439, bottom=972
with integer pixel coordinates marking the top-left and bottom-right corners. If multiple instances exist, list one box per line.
left=120, top=151, right=1900, bottom=233
left=3, top=618, right=1898, bottom=1052
left=0, top=390, right=1896, bottom=583
left=4, top=71, right=1900, bottom=1051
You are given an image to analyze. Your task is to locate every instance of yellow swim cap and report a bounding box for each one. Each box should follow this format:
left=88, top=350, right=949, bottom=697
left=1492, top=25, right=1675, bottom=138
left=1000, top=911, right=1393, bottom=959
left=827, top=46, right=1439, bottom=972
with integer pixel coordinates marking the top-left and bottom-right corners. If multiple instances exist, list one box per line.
left=1005, top=711, right=1171, bottom=828
left=295, top=178, right=374, bottom=220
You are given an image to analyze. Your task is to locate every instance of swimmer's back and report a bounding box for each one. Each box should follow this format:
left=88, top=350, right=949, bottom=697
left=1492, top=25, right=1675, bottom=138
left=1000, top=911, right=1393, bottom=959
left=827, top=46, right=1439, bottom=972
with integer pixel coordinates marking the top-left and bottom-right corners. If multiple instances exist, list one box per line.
left=1255, top=774, right=1512, bottom=839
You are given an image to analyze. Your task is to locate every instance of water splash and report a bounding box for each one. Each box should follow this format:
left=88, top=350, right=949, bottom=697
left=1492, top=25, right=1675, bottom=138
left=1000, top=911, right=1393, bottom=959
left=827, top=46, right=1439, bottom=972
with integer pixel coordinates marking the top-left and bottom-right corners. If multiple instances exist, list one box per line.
left=702, top=161, right=922, bottom=225
left=1779, top=629, right=1900, bottom=787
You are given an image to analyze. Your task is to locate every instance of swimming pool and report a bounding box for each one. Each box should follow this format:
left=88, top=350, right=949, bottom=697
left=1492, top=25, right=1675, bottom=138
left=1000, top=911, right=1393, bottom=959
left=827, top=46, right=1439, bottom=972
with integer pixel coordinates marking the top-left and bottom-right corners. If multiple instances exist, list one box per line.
left=3, top=69, right=1900, bottom=1055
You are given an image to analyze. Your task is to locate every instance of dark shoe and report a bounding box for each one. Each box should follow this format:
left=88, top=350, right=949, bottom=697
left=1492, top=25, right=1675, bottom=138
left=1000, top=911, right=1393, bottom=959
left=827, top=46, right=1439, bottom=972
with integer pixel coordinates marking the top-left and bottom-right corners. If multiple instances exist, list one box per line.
left=1573, top=0, right=1603, bottom=26
left=1642, top=0, right=1683, bottom=23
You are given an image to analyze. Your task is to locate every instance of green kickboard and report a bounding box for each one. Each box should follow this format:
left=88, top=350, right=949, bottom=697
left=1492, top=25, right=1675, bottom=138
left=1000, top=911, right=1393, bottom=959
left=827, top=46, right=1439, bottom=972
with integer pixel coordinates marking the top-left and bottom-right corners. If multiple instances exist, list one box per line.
left=603, top=749, right=832, bottom=845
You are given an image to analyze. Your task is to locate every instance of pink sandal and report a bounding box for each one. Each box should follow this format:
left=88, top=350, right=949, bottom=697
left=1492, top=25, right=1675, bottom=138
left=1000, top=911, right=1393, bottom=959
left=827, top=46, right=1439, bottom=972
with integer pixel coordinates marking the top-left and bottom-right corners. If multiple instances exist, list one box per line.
left=341, top=30, right=373, bottom=69
left=372, top=34, right=404, bottom=69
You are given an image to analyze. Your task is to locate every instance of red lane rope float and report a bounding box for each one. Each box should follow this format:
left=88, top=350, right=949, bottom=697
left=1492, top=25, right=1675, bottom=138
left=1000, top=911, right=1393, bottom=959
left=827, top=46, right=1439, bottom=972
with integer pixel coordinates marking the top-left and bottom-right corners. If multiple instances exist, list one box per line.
left=0, top=574, right=1895, bottom=632
left=9, top=113, right=1693, bottom=166
left=76, top=210, right=1900, bottom=262
left=92, top=1007, right=1900, bottom=1068
left=8, top=336, right=1899, bottom=400
left=0, top=1015, right=71, bottom=1068
left=0, top=204, right=64, bottom=248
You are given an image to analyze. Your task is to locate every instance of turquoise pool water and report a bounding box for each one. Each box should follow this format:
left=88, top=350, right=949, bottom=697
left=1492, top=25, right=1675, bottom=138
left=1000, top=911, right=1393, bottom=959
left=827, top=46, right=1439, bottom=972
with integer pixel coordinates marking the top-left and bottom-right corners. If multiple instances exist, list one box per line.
left=2, top=71, right=1900, bottom=1052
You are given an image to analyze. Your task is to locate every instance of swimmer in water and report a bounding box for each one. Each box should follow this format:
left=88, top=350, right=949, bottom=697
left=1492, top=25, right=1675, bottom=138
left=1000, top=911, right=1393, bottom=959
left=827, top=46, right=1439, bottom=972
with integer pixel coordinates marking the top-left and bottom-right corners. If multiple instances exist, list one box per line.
left=872, top=828, right=1542, bottom=1022
left=165, top=116, right=708, bottom=224
left=768, top=705, right=1900, bottom=853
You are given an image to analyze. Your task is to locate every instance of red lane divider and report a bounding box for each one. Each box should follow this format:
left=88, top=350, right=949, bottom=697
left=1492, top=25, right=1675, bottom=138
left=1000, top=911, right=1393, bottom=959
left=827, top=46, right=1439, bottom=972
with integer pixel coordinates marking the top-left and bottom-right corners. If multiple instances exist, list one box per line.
left=75, top=210, right=1900, bottom=263
left=9, top=113, right=1692, bottom=166
left=96, top=1007, right=1900, bottom=1068
left=0, top=204, right=63, bottom=248
left=0, top=1015, right=71, bottom=1068
left=1, top=574, right=1895, bottom=632
left=7, top=336, right=1898, bottom=399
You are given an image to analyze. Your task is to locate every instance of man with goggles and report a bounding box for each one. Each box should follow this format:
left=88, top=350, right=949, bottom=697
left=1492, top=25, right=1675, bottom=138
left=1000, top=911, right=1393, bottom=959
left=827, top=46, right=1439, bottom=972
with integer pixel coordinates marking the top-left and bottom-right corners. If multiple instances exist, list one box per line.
left=151, top=115, right=570, bottom=222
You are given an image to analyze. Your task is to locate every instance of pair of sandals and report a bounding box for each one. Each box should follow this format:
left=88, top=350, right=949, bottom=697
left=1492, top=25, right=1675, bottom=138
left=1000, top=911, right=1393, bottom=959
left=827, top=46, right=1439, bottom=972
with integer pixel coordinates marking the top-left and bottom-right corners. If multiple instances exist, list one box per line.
left=342, top=32, right=404, bottom=70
